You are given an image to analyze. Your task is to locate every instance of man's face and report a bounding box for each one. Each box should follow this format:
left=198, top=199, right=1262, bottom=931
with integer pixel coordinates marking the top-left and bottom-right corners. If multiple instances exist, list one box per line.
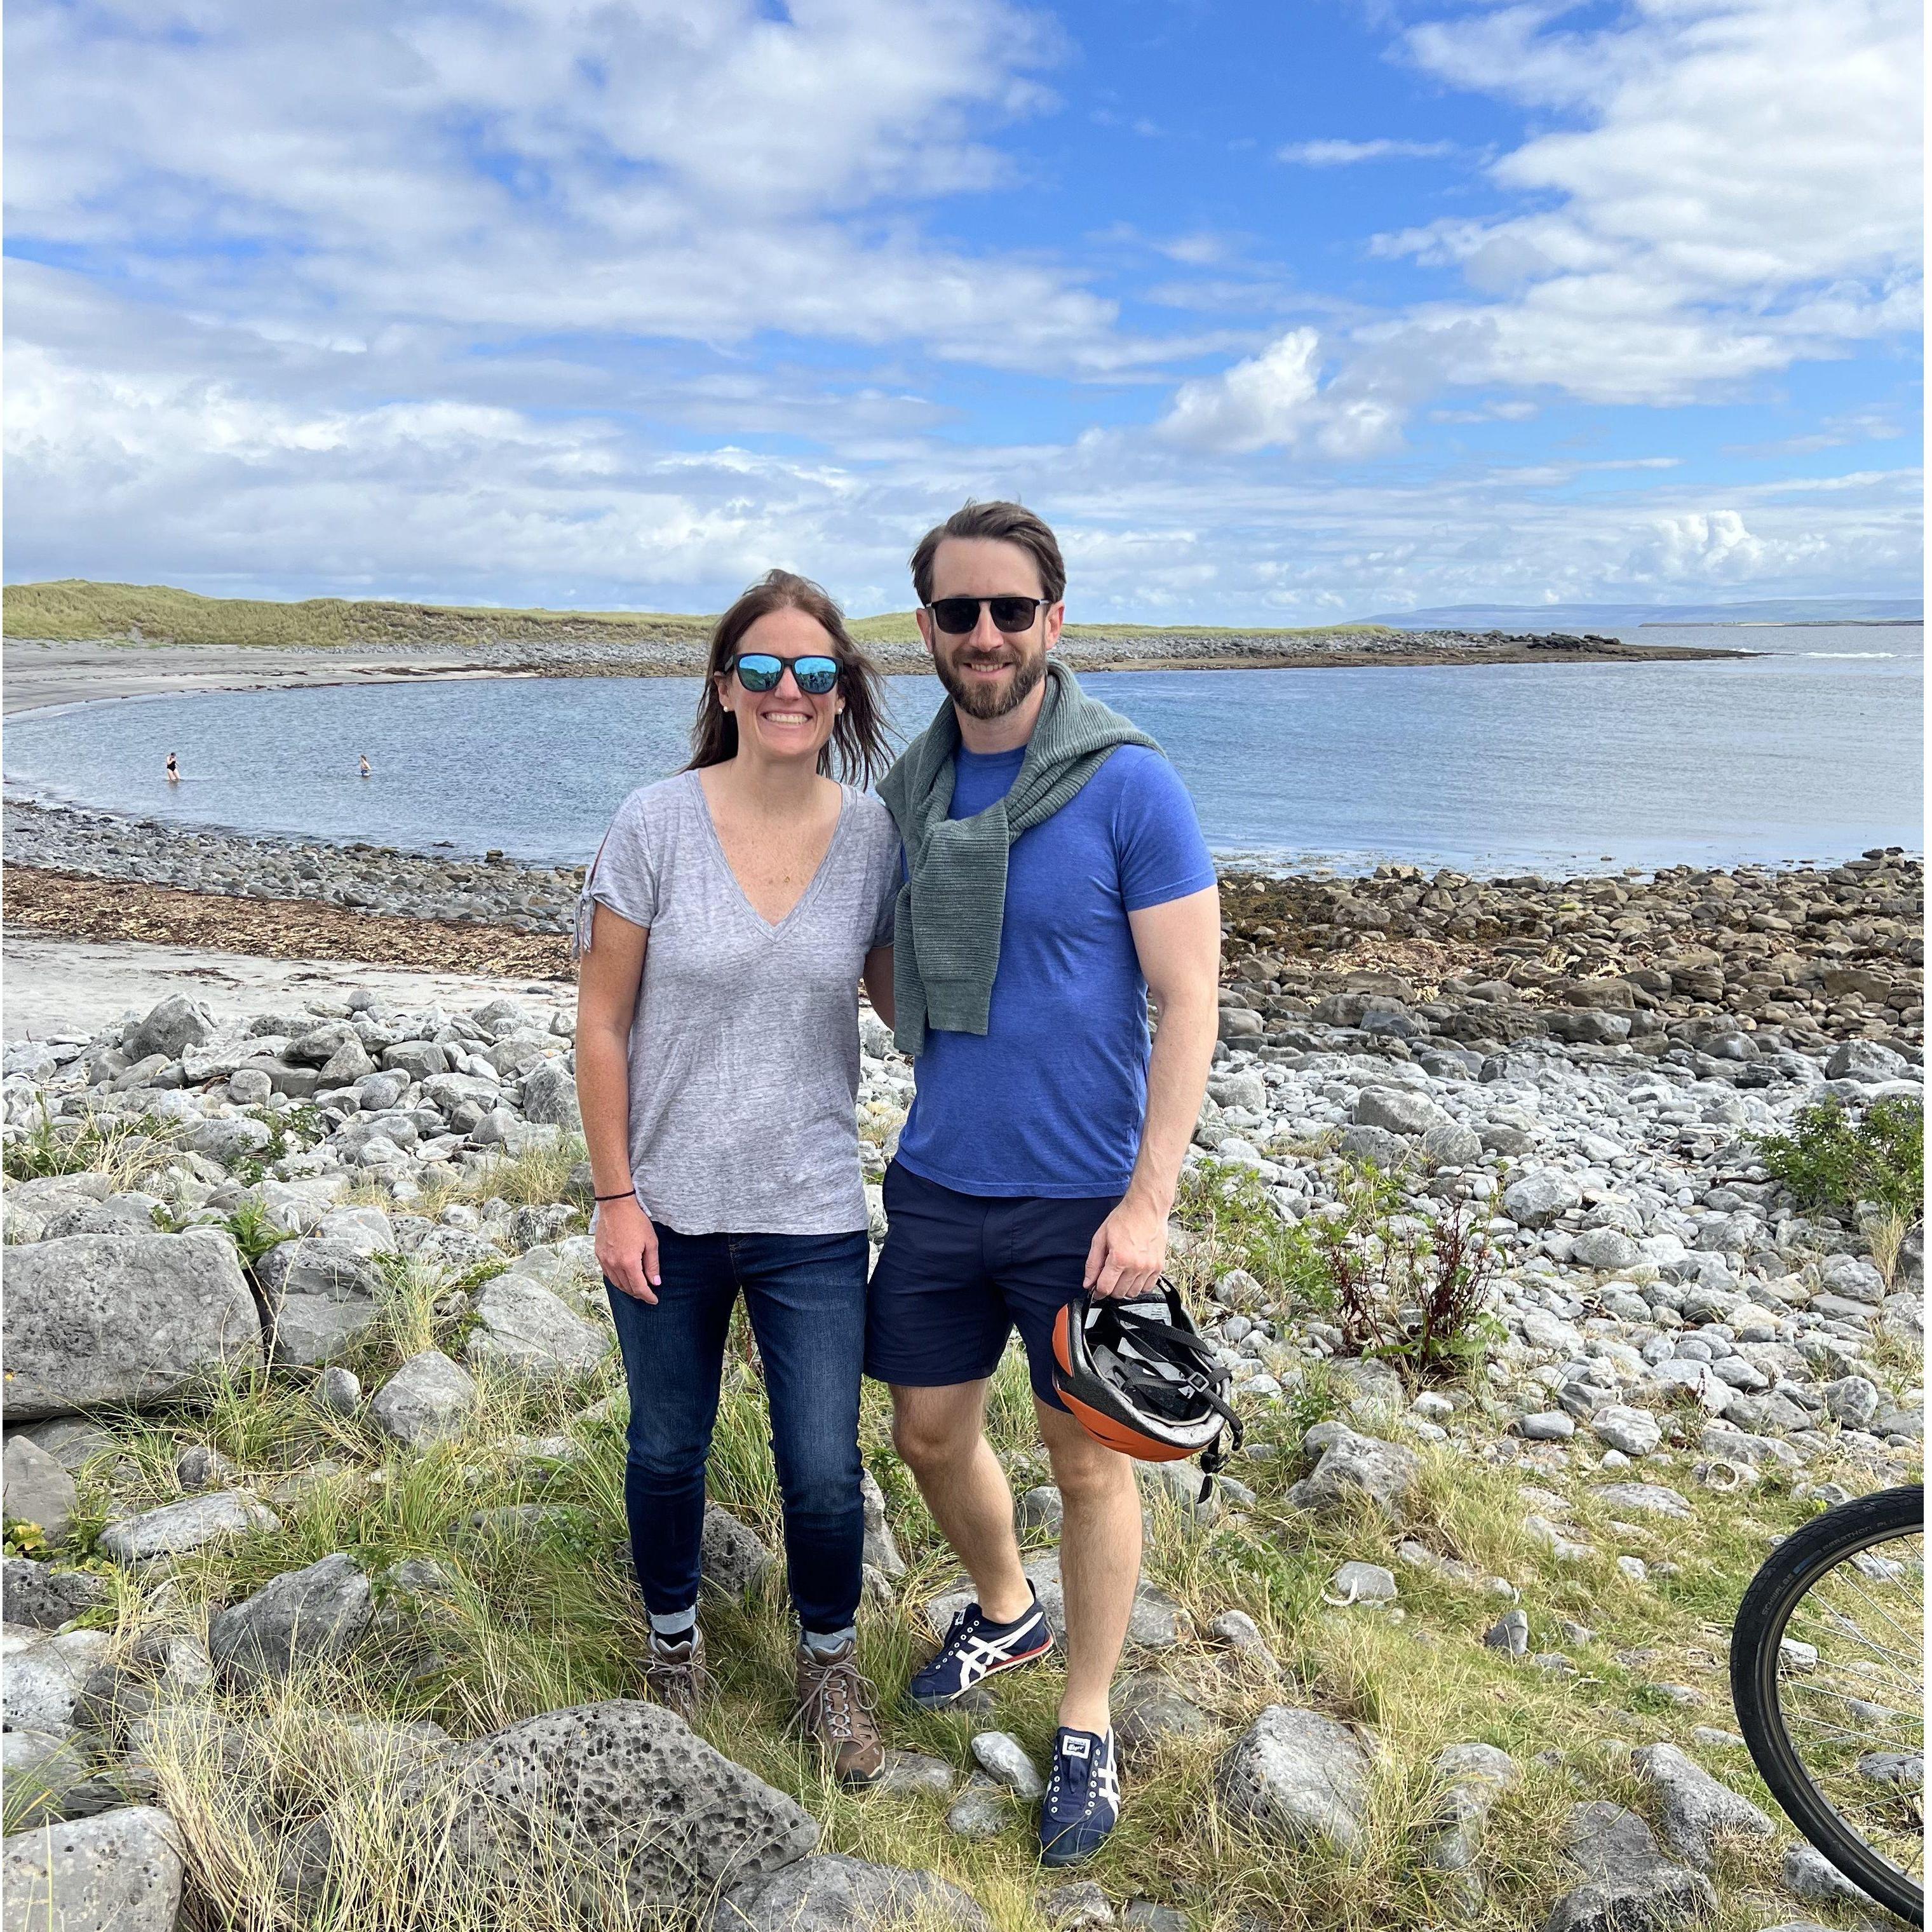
left=917, top=536, right=1062, bottom=722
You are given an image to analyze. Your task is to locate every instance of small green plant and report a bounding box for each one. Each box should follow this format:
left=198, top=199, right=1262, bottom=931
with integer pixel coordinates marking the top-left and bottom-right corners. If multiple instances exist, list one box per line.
left=1173, top=1159, right=1335, bottom=1311
left=2, top=1100, right=177, bottom=1188
left=1754, top=1096, right=1923, bottom=1222
left=3, top=1518, right=51, bottom=1561
left=224, top=1199, right=297, bottom=1269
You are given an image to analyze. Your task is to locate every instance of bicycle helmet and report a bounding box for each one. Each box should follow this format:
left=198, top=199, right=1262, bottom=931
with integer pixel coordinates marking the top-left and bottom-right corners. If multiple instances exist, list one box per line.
left=1051, top=1282, right=1243, bottom=1497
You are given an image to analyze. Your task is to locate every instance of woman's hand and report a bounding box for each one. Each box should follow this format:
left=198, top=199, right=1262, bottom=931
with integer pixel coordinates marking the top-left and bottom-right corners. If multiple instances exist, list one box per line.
left=595, top=1194, right=661, bottom=1303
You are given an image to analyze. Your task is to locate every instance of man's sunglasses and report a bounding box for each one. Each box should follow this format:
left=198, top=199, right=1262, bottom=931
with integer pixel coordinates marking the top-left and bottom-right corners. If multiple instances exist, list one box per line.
left=732, top=653, right=841, bottom=695
left=925, top=596, right=1051, bottom=636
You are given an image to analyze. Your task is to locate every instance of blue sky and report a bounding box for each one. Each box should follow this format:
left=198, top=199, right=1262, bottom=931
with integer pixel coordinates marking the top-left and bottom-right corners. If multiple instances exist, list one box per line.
left=5, top=0, right=1922, bottom=621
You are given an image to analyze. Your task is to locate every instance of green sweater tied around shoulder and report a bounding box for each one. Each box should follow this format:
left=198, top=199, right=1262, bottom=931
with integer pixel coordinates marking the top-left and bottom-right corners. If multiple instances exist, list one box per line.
left=877, top=658, right=1161, bottom=1057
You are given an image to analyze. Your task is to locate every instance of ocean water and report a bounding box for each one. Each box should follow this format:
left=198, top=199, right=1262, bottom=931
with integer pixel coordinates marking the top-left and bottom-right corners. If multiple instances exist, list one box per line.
left=4, top=624, right=1921, bottom=877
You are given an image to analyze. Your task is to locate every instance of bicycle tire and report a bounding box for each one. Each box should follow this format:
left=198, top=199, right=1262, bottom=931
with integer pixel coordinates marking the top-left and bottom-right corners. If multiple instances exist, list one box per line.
left=1731, top=1483, right=1924, bottom=1925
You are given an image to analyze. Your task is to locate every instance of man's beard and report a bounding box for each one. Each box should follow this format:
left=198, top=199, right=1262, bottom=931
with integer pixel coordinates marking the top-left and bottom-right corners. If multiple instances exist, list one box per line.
left=934, top=640, right=1048, bottom=720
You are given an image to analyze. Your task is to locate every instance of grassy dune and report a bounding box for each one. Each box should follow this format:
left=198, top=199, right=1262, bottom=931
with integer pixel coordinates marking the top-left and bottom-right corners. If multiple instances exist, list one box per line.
left=3, top=579, right=1390, bottom=651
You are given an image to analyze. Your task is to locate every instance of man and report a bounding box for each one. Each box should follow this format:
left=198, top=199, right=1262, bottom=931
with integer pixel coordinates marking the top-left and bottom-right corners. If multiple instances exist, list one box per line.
left=868, top=500, right=1221, bottom=1865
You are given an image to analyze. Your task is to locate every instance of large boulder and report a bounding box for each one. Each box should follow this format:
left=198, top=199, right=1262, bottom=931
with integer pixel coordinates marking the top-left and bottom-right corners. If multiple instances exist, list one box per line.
left=1, top=1558, right=107, bottom=1633
left=1, top=1804, right=186, bottom=1931
left=2, top=1436, right=78, bottom=1542
left=369, top=1351, right=480, bottom=1449
left=97, top=1492, right=281, bottom=1566
left=464, top=1276, right=607, bottom=1379
left=713, top=1854, right=988, bottom=1931
left=400, top=1699, right=816, bottom=1912
left=519, top=1062, right=583, bottom=1130
left=2, top=1626, right=112, bottom=1733
left=1215, top=1706, right=1372, bottom=1851
left=208, top=1553, right=375, bottom=1687
left=257, top=1238, right=388, bottom=1367
left=1353, top=1088, right=1452, bottom=1137
left=3, top=1231, right=262, bottom=1421
left=1503, top=1172, right=1583, bottom=1230
left=1631, top=1742, right=1775, bottom=1870
left=124, top=995, right=215, bottom=1064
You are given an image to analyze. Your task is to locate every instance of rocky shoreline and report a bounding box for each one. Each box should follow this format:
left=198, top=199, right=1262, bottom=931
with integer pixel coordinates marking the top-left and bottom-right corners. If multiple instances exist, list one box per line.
left=1, top=626, right=1751, bottom=715
left=6, top=799, right=1921, bottom=1064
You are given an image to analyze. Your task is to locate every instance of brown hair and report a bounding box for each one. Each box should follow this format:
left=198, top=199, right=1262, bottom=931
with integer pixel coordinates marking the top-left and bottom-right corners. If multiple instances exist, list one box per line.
left=686, top=569, right=891, bottom=785
left=910, top=500, right=1067, bottom=607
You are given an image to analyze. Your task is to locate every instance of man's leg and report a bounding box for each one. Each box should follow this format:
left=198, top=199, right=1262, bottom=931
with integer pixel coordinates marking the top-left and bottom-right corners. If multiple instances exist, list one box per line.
left=1036, top=1394, right=1141, bottom=1736
left=889, top=1380, right=1032, bottom=1625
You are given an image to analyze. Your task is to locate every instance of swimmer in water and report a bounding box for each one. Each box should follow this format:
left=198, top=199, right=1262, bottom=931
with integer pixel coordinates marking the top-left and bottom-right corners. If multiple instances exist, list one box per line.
left=359, top=754, right=372, bottom=779
left=165, top=752, right=180, bottom=783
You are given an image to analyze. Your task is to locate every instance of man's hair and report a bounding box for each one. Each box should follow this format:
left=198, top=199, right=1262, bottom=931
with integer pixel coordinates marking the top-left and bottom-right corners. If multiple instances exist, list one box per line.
left=910, top=500, right=1066, bottom=607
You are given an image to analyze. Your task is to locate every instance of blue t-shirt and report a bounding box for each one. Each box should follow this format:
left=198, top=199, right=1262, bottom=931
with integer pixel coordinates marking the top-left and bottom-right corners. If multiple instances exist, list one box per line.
left=894, top=743, right=1217, bottom=1199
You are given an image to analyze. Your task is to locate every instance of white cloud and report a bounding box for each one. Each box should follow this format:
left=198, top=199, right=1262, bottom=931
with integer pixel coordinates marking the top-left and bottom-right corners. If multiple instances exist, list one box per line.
left=1277, top=138, right=1456, bottom=165
left=1158, top=329, right=1407, bottom=457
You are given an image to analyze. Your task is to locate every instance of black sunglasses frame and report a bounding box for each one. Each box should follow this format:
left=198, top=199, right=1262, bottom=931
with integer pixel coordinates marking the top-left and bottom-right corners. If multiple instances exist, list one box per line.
left=924, top=595, right=1053, bottom=637
left=731, top=653, right=842, bottom=694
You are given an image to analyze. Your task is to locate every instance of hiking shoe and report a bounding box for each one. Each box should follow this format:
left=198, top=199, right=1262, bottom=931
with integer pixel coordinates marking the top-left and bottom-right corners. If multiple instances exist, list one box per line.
left=907, top=1586, right=1053, bottom=1710
left=643, top=1628, right=710, bottom=1723
left=1038, top=1726, right=1120, bottom=1867
left=794, top=1638, right=886, bottom=1785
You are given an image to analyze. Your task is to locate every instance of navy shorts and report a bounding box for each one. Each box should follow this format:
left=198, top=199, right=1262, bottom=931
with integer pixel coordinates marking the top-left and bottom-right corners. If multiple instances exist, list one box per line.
left=864, top=1160, right=1122, bottom=1410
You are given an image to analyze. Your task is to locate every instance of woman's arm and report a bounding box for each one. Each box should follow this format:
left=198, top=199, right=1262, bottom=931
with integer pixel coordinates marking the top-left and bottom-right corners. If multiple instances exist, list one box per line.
left=575, top=903, right=661, bottom=1299
left=861, top=944, right=895, bottom=1030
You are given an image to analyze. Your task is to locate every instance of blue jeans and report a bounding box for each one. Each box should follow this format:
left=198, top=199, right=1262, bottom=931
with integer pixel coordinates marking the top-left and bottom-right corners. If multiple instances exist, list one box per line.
left=604, top=1226, right=869, bottom=1636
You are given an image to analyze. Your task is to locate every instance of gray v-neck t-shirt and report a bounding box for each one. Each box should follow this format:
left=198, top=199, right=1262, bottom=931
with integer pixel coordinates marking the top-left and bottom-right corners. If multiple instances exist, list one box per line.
left=580, top=770, right=902, bottom=1236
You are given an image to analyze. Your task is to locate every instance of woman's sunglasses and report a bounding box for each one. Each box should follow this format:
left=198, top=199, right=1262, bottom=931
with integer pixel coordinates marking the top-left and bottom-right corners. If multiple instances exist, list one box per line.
left=733, top=653, right=840, bottom=695
left=925, top=596, right=1051, bottom=636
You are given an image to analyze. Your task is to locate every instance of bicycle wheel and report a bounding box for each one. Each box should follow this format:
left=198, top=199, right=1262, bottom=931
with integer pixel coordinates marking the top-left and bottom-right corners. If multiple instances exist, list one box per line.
left=1731, top=1483, right=1924, bottom=1925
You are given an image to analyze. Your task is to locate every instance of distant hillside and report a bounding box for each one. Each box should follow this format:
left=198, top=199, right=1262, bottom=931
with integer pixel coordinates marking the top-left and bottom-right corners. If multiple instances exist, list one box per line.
left=1367, top=597, right=1923, bottom=630
left=1, top=580, right=1385, bottom=650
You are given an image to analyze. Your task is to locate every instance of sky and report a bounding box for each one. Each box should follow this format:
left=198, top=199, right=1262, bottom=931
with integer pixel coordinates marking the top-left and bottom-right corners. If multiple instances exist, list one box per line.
left=4, top=0, right=1923, bottom=623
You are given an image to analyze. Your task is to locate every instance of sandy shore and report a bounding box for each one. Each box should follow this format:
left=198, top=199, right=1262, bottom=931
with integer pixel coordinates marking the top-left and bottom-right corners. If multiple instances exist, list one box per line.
left=3, top=630, right=1752, bottom=715
left=1, top=931, right=553, bottom=1041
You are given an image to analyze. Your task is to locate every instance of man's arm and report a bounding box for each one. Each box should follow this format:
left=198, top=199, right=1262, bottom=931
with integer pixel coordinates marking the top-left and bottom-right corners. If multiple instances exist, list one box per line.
left=1084, top=882, right=1222, bottom=1298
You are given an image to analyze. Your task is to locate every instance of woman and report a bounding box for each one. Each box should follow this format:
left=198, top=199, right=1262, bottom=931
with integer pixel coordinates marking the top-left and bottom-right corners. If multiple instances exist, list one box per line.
left=574, top=570, right=900, bottom=1783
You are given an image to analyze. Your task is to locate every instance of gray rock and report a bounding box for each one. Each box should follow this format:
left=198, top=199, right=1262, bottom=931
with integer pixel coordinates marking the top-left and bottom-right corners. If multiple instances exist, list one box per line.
left=125, top=995, right=215, bottom=1063
left=97, top=1490, right=280, bottom=1565
left=208, top=1553, right=375, bottom=1686
left=1543, top=1800, right=1715, bottom=1932
left=1, top=1558, right=106, bottom=1631
left=257, top=1238, right=387, bottom=1366
left=713, top=1853, right=989, bottom=1931
left=1422, top=1121, right=1485, bottom=1166
left=945, top=1772, right=1011, bottom=1839
left=1354, top=1088, right=1452, bottom=1137
left=0, top=1804, right=186, bottom=1931
left=2, top=1436, right=78, bottom=1542
left=970, top=1731, right=1043, bottom=1797
left=1782, top=1842, right=1870, bottom=1906
left=174, top=1445, right=241, bottom=1492
left=1819, top=1375, right=1881, bottom=1429
left=1503, top=1172, right=1583, bottom=1229
left=1824, top=1039, right=1907, bottom=1083
left=2, top=1626, right=111, bottom=1731
left=1590, top=1405, right=1662, bottom=1457
left=464, top=1274, right=608, bottom=1378
left=1, top=1725, right=100, bottom=1825
left=1571, top=1228, right=1642, bottom=1271
left=1121, top=1907, right=1186, bottom=1932
left=1339, top=1124, right=1412, bottom=1170
left=1327, top=1560, right=1397, bottom=1604
left=1039, top=1879, right=1116, bottom=1928
left=1114, top=1671, right=1215, bottom=1755
left=874, top=1750, right=959, bottom=1798
left=1631, top=1741, right=1774, bottom=1870
left=1017, top=1485, right=1065, bottom=1536
left=315, top=1366, right=362, bottom=1415
left=1285, top=1427, right=1421, bottom=1518
left=403, top=1699, right=816, bottom=1911
left=1516, top=1411, right=1576, bottom=1442
left=368, top=1349, right=480, bottom=1447
left=1215, top=1706, right=1371, bottom=1851
left=520, top=1062, right=583, bottom=1130
left=858, top=1469, right=906, bottom=1579
left=1426, top=1741, right=1521, bottom=1874
left=1483, top=1609, right=1530, bottom=1658
left=1594, top=1483, right=1692, bottom=1520
left=703, top=1504, right=777, bottom=1598
left=2, top=1231, right=263, bottom=1420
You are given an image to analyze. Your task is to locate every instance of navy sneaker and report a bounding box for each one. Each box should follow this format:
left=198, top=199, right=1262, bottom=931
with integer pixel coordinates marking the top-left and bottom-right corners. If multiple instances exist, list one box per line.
left=1039, top=1726, right=1120, bottom=1866
left=907, top=1587, right=1053, bottom=1710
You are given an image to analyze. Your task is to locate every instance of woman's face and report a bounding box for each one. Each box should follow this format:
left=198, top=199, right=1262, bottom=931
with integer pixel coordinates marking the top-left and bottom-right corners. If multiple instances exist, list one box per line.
left=716, top=607, right=844, bottom=767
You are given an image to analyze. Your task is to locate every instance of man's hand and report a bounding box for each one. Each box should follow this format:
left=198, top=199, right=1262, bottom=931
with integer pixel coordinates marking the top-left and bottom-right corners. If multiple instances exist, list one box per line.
left=1083, top=1187, right=1168, bottom=1300
left=595, top=1195, right=661, bottom=1303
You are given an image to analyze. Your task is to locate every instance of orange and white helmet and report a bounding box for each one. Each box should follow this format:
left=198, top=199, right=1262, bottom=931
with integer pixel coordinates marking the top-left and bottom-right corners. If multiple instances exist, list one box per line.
left=1051, top=1283, right=1243, bottom=1495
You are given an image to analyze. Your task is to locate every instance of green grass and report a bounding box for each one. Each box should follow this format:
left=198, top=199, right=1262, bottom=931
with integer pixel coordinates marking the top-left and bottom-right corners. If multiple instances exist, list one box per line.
left=5, top=579, right=1396, bottom=653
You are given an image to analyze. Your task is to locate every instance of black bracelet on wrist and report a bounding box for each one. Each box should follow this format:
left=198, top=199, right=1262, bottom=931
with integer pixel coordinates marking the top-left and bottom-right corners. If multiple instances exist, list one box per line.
left=593, top=1189, right=636, bottom=1202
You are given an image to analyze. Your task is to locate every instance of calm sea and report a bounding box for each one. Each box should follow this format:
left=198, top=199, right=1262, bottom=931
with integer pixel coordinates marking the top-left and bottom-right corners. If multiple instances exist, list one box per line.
left=4, top=625, right=1921, bottom=877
